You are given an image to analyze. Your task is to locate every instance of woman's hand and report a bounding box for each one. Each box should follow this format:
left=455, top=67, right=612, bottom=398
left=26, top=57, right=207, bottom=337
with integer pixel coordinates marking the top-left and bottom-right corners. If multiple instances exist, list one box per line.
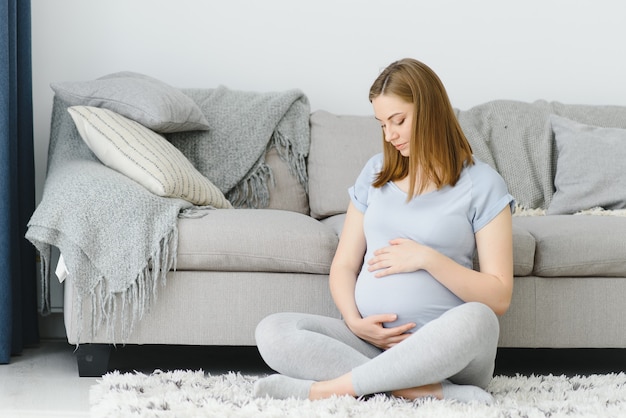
left=367, top=238, right=431, bottom=278
left=345, top=314, right=415, bottom=350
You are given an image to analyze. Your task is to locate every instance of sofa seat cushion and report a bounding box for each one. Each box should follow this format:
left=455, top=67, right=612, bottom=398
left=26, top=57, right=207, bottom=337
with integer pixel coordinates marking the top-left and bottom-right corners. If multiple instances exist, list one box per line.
left=472, top=223, right=535, bottom=277
left=176, top=209, right=338, bottom=274
left=514, top=215, right=626, bottom=277
left=510, top=222, right=536, bottom=277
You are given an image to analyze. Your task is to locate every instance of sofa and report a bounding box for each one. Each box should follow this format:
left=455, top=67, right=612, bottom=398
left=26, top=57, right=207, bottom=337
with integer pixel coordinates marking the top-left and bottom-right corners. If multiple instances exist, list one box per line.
left=26, top=73, right=626, bottom=377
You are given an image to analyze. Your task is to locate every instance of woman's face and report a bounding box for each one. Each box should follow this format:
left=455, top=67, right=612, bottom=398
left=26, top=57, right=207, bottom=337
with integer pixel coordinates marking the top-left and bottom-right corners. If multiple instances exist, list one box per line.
left=372, top=94, right=415, bottom=157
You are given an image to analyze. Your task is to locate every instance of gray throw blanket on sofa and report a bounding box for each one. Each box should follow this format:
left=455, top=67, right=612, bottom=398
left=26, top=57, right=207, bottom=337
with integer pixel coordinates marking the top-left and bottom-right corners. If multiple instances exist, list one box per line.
left=456, top=100, right=626, bottom=210
left=25, top=87, right=310, bottom=341
left=169, top=86, right=311, bottom=208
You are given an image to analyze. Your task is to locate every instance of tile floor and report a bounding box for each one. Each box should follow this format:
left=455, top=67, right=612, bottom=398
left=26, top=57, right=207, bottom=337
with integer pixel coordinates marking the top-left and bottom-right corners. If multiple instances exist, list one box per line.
left=0, top=340, right=274, bottom=418
left=1, top=339, right=625, bottom=417
left=0, top=341, right=95, bottom=418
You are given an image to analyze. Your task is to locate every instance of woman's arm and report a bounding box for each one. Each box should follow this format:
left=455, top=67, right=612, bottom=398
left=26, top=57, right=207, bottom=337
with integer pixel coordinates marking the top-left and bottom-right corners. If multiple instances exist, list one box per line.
left=328, top=203, right=367, bottom=325
left=367, top=206, right=514, bottom=315
left=330, top=202, right=416, bottom=349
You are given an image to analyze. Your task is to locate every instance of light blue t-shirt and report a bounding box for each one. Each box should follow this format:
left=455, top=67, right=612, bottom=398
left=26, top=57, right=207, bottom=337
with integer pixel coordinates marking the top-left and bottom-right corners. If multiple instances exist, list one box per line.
left=349, top=153, right=514, bottom=331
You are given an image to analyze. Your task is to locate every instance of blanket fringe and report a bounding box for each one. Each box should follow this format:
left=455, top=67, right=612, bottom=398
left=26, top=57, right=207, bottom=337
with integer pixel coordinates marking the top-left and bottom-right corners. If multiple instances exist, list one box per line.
left=226, top=162, right=273, bottom=208
left=271, top=129, right=309, bottom=192
left=77, top=227, right=179, bottom=344
left=179, top=206, right=215, bottom=219
left=513, top=204, right=546, bottom=217
left=512, top=204, right=626, bottom=217
left=574, top=207, right=626, bottom=216
left=226, top=128, right=309, bottom=209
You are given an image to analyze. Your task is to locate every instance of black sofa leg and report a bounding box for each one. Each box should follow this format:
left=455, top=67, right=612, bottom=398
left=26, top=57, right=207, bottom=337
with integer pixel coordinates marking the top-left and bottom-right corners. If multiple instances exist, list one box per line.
left=76, top=344, right=111, bottom=377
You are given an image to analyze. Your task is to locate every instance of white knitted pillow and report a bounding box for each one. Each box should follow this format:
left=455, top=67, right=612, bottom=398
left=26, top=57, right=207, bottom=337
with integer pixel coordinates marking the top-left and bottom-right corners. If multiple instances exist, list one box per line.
left=68, top=105, right=232, bottom=208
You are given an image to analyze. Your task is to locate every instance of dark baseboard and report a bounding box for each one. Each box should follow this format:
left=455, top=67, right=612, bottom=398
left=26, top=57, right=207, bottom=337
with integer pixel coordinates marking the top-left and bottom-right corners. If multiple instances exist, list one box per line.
left=495, top=347, right=626, bottom=377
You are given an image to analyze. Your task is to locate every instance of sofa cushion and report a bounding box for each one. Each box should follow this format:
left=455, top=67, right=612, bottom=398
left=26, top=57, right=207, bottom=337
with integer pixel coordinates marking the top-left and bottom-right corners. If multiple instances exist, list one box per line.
left=67, top=105, right=231, bottom=208
left=470, top=223, right=536, bottom=277
left=514, top=215, right=626, bottom=277
left=308, top=110, right=382, bottom=219
left=176, top=209, right=338, bottom=273
left=320, top=213, right=346, bottom=238
left=547, top=115, right=626, bottom=215
left=264, top=148, right=309, bottom=215
left=52, top=71, right=210, bottom=133
left=510, top=222, right=536, bottom=277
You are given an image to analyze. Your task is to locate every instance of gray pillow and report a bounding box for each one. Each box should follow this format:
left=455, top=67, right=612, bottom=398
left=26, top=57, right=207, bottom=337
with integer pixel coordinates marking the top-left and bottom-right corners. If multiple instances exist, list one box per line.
left=547, top=114, right=626, bottom=214
left=51, top=71, right=210, bottom=133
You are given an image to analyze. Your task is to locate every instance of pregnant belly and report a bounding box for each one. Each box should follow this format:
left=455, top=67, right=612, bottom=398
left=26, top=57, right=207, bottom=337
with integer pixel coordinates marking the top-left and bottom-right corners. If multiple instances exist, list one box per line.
left=355, top=269, right=463, bottom=331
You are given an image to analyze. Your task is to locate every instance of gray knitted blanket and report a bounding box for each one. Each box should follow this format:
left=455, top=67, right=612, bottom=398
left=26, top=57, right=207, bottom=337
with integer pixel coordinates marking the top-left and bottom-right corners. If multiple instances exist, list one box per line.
left=25, top=97, right=193, bottom=340
left=456, top=100, right=626, bottom=209
left=25, top=87, right=310, bottom=341
left=168, top=86, right=310, bottom=208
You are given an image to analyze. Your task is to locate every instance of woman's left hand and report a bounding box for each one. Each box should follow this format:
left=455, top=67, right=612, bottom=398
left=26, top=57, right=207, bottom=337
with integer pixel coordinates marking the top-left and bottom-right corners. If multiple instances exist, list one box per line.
left=367, top=238, right=430, bottom=278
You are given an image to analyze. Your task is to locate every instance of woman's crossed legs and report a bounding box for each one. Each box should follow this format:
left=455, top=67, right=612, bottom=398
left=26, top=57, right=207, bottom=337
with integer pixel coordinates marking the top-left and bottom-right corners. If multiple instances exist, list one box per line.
left=254, top=302, right=499, bottom=403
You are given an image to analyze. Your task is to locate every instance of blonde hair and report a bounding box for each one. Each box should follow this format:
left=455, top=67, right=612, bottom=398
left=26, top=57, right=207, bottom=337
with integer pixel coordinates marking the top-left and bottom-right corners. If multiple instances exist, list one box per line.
left=369, top=58, right=473, bottom=199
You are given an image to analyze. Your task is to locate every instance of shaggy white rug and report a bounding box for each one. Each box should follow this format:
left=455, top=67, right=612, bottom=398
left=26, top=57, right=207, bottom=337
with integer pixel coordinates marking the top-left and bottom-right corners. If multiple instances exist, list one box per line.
left=90, top=370, right=626, bottom=417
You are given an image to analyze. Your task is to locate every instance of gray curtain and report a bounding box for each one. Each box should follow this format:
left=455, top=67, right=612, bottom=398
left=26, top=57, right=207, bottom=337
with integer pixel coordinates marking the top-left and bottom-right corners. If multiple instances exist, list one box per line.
left=0, top=0, right=39, bottom=363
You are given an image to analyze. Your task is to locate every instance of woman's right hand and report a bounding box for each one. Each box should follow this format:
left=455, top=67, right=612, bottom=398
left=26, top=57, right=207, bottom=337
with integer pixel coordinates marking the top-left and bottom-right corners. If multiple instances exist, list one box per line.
left=345, top=314, right=416, bottom=350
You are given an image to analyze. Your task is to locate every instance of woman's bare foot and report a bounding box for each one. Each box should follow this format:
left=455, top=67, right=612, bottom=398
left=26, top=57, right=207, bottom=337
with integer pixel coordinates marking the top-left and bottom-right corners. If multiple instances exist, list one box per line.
left=393, top=381, right=493, bottom=404
left=308, top=374, right=357, bottom=400
left=392, top=383, right=443, bottom=400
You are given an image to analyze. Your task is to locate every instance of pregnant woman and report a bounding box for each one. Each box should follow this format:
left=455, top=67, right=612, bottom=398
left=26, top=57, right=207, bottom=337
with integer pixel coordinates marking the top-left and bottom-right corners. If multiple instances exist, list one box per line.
left=254, top=58, right=515, bottom=404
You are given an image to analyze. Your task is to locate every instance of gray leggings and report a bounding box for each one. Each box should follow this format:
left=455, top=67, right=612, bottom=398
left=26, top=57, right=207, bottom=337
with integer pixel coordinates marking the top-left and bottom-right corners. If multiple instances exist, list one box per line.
left=255, top=302, right=499, bottom=396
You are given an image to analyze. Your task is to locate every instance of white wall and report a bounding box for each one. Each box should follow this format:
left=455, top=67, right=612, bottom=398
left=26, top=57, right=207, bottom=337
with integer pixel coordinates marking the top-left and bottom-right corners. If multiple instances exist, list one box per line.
left=31, top=0, right=626, bottom=201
